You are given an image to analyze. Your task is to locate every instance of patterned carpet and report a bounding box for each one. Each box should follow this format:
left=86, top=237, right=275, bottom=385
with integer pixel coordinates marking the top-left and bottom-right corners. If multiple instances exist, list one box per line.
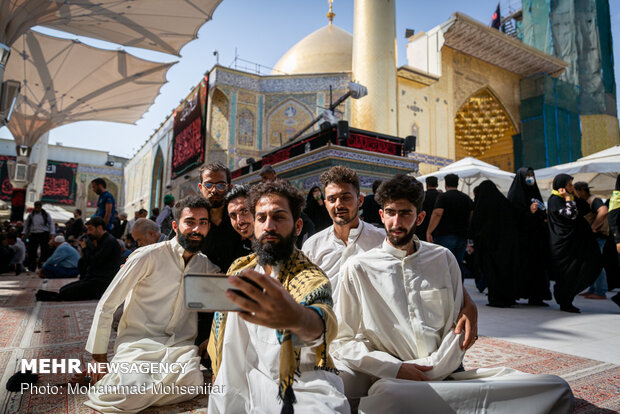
left=1, top=272, right=618, bottom=413
left=464, top=337, right=620, bottom=413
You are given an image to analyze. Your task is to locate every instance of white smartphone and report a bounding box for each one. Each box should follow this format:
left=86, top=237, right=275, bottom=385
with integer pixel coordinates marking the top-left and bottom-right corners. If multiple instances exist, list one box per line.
left=183, top=273, right=260, bottom=312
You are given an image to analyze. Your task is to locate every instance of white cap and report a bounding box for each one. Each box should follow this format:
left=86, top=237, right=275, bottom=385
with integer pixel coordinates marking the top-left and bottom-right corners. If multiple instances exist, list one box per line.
left=54, top=235, right=65, bottom=243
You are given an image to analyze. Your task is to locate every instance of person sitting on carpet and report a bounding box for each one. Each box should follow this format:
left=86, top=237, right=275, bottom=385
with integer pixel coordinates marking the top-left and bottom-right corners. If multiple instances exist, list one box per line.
left=131, top=218, right=166, bottom=247
left=71, top=195, right=219, bottom=413
left=5, top=231, right=25, bottom=275
left=35, top=217, right=121, bottom=301
left=38, top=235, right=80, bottom=278
left=331, top=174, right=574, bottom=414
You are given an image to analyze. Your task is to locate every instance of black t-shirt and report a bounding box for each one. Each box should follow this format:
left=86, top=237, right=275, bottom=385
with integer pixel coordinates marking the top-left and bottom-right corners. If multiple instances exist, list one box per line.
left=361, top=194, right=382, bottom=225
left=590, top=197, right=607, bottom=238
left=433, top=190, right=473, bottom=238
left=416, top=189, right=439, bottom=241
left=201, top=212, right=242, bottom=273
left=83, top=231, right=121, bottom=280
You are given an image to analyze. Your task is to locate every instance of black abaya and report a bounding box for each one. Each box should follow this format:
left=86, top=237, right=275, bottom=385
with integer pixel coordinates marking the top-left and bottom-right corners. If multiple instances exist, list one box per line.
left=507, top=167, right=551, bottom=302
left=304, top=186, right=332, bottom=233
left=470, top=180, right=519, bottom=307
left=547, top=177, right=602, bottom=307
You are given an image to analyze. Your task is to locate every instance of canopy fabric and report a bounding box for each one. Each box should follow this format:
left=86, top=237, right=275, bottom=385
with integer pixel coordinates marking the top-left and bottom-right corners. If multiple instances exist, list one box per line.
left=534, top=145, right=620, bottom=196
left=0, top=0, right=223, bottom=56
left=416, top=157, right=515, bottom=196
left=5, top=30, right=174, bottom=147
left=25, top=203, right=73, bottom=224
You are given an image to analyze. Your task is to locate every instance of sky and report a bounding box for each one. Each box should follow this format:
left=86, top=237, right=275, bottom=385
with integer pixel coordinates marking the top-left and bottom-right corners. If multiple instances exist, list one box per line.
left=1, top=0, right=619, bottom=159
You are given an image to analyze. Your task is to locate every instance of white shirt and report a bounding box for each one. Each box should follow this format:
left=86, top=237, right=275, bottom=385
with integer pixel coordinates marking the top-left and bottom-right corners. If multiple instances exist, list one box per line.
left=302, top=221, right=385, bottom=291
left=86, top=237, right=220, bottom=354
left=24, top=210, right=55, bottom=235
left=332, top=239, right=464, bottom=381
left=209, top=264, right=348, bottom=414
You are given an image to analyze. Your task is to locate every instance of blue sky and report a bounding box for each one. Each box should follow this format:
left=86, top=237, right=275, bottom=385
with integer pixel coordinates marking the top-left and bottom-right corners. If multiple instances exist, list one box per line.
left=1, top=0, right=619, bottom=158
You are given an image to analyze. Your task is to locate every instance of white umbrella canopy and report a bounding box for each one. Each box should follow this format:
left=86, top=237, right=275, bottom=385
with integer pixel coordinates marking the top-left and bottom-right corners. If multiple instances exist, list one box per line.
left=416, top=157, right=516, bottom=197
left=25, top=203, right=73, bottom=224
left=0, top=0, right=223, bottom=56
left=534, top=145, right=620, bottom=197
left=5, top=30, right=175, bottom=147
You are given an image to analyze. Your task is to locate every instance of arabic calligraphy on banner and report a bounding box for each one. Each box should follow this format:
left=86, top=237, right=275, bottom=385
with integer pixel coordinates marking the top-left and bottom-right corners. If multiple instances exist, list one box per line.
left=172, top=76, right=208, bottom=179
left=0, top=155, right=15, bottom=202
left=41, top=160, right=78, bottom=205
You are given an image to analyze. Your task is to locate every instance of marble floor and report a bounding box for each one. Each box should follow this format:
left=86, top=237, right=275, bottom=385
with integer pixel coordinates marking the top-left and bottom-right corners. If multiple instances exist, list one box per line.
left=467, top=279, right=620, bottom=365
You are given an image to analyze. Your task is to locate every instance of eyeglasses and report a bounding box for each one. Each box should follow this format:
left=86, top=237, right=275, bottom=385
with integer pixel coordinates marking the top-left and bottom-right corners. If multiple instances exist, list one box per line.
left=202, top=182, right=228, bottom=191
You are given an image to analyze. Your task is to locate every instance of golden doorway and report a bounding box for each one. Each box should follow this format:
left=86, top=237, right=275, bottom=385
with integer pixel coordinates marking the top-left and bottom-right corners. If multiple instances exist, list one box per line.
left=455, top=90, right=517, bottom=171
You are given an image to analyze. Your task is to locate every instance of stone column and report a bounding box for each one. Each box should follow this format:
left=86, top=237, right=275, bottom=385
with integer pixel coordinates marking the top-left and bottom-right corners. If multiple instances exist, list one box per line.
left=351, top=0, right=398, bottom=136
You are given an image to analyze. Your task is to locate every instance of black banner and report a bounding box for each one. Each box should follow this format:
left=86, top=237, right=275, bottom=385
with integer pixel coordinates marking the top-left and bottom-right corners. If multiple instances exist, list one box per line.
left=41, top=160, right=78, bottom=205
left=0, top=155, right=15, bottom=202
left=171, top=76, right=208, bottom=179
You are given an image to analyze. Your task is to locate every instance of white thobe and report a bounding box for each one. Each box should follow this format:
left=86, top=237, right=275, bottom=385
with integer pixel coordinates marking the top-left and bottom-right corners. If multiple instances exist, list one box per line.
left=208, top=264, right=349, bottom=414
left=302, top=221, right=385, bottom=291
left=85, top=238, right=220, bottom=413
left=332, top=239, right=574, bottom=414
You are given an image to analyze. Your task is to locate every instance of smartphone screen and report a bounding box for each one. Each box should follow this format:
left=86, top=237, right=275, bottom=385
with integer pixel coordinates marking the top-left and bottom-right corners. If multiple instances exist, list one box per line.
left=183, top=273, right=260, bottom=312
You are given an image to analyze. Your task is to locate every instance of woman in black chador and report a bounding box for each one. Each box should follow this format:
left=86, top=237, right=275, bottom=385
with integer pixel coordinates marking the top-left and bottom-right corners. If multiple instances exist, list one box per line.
left=507, top=167, right=552, bottom=306
left=547, top=174, right=602, bottom=313
left=304, top=186, right=332, bottom=233
left=470, top=180, right=519, bottom=307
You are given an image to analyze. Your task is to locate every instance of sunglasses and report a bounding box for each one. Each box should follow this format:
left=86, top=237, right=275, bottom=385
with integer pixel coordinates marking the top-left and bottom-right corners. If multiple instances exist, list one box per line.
left=202, top=182, right=228, bottom=191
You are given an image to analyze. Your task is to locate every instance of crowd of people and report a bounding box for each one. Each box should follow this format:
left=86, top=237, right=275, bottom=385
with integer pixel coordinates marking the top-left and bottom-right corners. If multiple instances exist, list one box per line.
left=0, top=178, right=179, bottom=302
left=4, top=162, right=618, bottom=413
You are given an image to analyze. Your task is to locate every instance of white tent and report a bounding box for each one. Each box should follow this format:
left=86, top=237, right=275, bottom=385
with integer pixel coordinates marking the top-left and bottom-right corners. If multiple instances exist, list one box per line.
left=534, top=145, right=620, bottom=197
left=416, top=157, right=516, bottom=197
left=25, top=204, right=73, bottom=224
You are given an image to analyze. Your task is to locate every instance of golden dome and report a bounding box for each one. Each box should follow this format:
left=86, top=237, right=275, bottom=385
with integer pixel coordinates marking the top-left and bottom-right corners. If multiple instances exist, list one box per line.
left=272, top=24, right=352, bottom=75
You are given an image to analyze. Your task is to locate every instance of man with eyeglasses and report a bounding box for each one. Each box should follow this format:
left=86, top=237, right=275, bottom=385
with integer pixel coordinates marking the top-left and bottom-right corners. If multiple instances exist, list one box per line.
left=196, top=163, right=242, bottom=367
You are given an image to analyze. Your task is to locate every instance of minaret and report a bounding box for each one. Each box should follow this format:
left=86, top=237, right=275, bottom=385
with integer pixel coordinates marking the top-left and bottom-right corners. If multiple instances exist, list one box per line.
left=351, top=0, right=398, bottom=136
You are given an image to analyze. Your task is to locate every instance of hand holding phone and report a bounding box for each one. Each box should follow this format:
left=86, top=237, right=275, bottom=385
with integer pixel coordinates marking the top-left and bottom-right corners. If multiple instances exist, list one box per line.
left=184, top=273, right=262, bottom=312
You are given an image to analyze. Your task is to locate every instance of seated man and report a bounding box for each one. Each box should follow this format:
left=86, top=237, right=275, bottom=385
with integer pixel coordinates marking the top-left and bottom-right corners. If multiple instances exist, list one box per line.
left=332, top=175, right=574, bottom=414
left=208, top=179, right=349, bottom=413
left=39, top=235, right=80, bottom=278
left=131, top=217, right=167, bottom=248
left=35, top=217, right=121, bottom=301
left=6, top=232, right=25, bottom=275
left=73, top=196, right=219, bottom=413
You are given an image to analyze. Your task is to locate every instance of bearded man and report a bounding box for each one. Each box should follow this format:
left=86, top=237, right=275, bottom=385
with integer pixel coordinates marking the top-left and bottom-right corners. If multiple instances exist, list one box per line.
left=332, top=175, right=573, bottom=414
left=76, top=196, right=220, bottom=413
left=207, top=179, right=349, bottom=413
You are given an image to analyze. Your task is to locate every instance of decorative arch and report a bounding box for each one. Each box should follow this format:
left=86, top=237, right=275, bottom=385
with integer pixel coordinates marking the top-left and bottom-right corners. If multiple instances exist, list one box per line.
left=454, top=89, right=517, bottom=171
left=210, top=88, right=230, bottom=148
left=86, top=178, right=119, bottom=208
left=237, top=107, right=255, bottom=148
left=150, top=146, right=164, bottom=209
left=266, top=99, right=313, bottom=148
left=411, top=122, right=420, bottom=138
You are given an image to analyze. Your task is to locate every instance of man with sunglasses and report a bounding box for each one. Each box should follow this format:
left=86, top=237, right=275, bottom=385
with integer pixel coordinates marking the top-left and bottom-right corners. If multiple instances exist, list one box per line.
left=196, top=163, right=242, bottom=366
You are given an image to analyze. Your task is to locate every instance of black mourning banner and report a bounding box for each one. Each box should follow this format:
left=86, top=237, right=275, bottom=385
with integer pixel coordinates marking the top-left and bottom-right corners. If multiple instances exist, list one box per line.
left=41, top=160, right=78, bottom=205
left=0, top=155, right=15, bottom=202
left=171, top=77, right=208, bottom=179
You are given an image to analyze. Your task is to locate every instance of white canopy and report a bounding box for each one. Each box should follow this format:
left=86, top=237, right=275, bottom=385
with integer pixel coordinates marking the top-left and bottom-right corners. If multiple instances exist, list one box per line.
left=25, top=204, right=73, bottom=224
left=416, top=157, right=515, bottom=196
left=534, top=145, right=620, bottom=196
left=1, top=0, right=223, bottom=56
left=5, top=30, right=174, bottom=148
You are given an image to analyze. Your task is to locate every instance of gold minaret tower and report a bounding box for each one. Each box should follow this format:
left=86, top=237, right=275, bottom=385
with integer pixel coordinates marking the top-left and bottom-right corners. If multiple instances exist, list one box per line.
left=351, top=0, right=398, bottom=136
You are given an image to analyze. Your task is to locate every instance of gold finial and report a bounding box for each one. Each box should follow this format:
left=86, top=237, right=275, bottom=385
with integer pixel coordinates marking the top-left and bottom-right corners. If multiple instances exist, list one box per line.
left=327, top=0, right=335, bottom=24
